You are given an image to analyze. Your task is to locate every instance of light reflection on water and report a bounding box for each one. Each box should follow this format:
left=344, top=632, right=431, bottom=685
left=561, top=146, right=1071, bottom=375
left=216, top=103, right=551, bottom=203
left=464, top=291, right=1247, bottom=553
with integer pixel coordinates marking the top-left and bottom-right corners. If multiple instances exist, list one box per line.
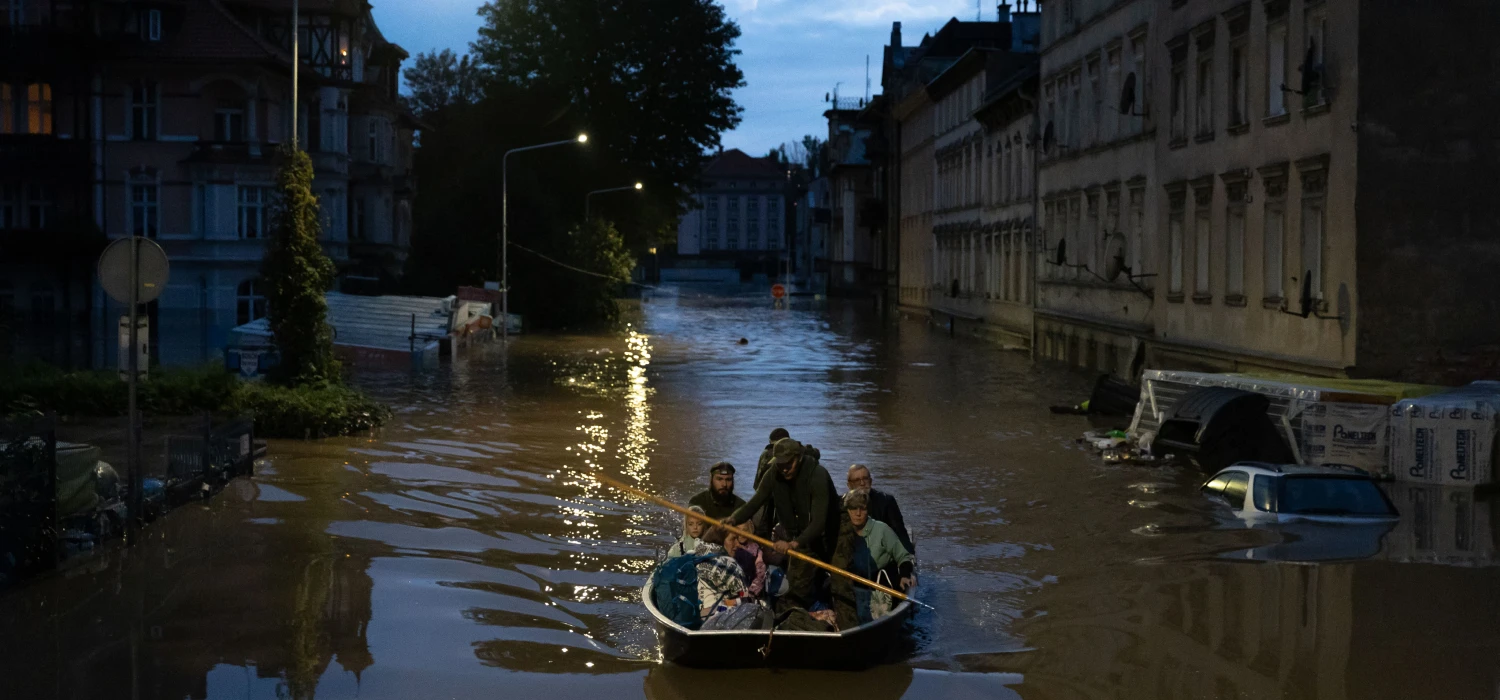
left=2, top=288, right=1500, bottom=699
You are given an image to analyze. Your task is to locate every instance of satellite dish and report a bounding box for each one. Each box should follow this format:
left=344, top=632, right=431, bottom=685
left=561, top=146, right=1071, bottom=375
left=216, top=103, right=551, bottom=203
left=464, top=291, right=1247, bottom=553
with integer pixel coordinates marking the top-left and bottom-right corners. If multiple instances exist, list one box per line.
left=1054, top=238, right=1067, bottom=266
left=1119, top=73, right=1137, bottom=115
left=1103, top=233, right=1129, bottom=281
left=1042, top=121, right=1056, bottom=154
left=1298, top=274, right=1314, bottom=319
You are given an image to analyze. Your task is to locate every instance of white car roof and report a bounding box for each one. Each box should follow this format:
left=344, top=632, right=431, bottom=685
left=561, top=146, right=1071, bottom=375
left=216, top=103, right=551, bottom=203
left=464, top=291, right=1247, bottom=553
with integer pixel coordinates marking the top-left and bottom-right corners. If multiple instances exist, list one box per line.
left=1213, top=462, right=1375, bottom=478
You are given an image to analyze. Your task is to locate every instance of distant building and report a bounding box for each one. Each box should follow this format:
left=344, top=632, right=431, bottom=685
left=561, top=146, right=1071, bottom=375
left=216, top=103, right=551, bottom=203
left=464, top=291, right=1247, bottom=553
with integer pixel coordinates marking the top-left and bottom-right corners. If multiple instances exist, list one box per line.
left=0, top=0, right=417, bottom=369
left=675, top=149, right=790, bottom=282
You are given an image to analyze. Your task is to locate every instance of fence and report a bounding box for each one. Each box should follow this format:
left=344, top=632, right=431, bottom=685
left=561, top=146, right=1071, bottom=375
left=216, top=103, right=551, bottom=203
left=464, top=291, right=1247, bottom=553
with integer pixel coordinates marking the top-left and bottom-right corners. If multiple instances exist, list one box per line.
left=0, top=414, right=58, bottom=585
left=165, top=415, right=256, bottom=503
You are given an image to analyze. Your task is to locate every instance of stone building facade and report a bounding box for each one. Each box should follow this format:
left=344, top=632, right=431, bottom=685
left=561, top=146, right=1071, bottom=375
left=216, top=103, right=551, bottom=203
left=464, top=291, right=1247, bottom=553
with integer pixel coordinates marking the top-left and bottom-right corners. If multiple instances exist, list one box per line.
left=1, top=0, right=417, bottom=369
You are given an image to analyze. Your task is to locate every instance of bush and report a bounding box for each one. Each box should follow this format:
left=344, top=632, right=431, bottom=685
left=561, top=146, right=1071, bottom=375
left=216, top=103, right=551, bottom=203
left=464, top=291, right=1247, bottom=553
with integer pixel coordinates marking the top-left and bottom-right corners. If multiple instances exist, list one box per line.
left=0, top=364, right=389, bottom=439
left=226, top=382, right=392, bottom=439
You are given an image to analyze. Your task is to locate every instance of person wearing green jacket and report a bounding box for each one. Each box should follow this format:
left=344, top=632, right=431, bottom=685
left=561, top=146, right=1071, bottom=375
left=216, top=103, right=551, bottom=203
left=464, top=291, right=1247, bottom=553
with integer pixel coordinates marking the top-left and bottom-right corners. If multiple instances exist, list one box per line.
left=833, top=488, right=914, bottom=625
left=728, top=438, right=840, bottom=609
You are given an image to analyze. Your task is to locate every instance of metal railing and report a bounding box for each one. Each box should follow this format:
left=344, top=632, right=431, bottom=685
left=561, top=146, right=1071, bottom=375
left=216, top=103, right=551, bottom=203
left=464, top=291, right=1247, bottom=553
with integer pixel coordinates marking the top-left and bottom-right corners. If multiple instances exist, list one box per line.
left=0, top=414, right=58, bottom=586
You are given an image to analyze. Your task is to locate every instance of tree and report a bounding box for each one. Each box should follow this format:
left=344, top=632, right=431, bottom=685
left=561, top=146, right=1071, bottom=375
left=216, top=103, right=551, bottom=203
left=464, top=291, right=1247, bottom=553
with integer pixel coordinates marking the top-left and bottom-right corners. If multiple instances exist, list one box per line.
left=472, top=0, right=745, bottom=198
left=401, top=48, right=486, bottom=121
left=262, top=147, right=340, bottom=386
left=800, top=135, right=825, bottom=172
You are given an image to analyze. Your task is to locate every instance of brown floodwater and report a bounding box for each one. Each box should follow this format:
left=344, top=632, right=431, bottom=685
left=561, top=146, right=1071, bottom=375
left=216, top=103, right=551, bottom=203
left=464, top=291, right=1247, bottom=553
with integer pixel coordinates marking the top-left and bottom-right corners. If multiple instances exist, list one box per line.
left=3, top=287, right=1499, bottom=699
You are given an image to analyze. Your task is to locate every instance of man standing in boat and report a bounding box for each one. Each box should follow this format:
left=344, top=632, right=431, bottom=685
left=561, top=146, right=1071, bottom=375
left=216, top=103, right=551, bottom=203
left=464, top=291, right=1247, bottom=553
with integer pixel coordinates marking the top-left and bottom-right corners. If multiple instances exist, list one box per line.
left=688, top=461, right=745, bottom=521
left=726, top=438, right=840, bottom=610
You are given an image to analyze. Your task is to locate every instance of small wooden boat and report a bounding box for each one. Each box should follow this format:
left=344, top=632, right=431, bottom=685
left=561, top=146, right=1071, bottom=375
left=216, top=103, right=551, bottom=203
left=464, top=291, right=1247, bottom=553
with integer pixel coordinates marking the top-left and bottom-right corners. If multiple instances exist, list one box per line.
left=641, top=570, right=916, bottom=670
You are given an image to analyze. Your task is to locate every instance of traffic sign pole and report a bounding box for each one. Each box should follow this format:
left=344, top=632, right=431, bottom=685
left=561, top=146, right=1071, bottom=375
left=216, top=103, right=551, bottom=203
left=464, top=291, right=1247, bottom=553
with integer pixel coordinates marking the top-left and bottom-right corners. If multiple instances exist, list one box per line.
left=127, top=236, right=141, bottom=536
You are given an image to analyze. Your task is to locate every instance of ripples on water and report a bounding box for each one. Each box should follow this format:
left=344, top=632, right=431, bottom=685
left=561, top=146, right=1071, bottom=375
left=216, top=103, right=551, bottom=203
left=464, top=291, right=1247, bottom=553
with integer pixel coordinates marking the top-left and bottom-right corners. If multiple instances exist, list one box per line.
left=3, top=287, right=1500, bottom=699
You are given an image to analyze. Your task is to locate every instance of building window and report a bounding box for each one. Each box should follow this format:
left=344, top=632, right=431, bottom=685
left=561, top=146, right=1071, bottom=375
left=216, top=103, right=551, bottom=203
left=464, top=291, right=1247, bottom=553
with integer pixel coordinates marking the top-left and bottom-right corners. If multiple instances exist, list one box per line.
left=726, top=196, right=740, bottom=249
left=25, top=83, right=52, bottom=135
left=766, top=197, right=780, bottom=249
left=1225, top=181, right=1247, bottom=300
left=1194, top=184, right=1212, bottom=298
left=1302, top=8, right=1327, bottom=108
left=704, top=196, right=719, bottom=249
left=26, top=184, right=55, bottom=229
left=1195, top=48, right=1214, bottom=137
left=1068, top=71, right=1081, bottom=150
left=1262, top=171, right=1287, bottom=301
left=215, top=108, right=246, bottom=142
left=30, top=281, right=54, bottom=328
left=1086, top=58, right=1100, bottom=147
left=747, top=195, right=761, bottom=248
left=1169, top=42, right=1187, bottom=144
left=1129, top=33, right=1147, bottom=135
left=0, top=84, right=12, bottom=134
left=238, top=185, right=270, bottom=239
left=1300, top=165, right=1327, bottom=302
left=8, top=0, right=25, bottom=25
left=1229, top=40, right=1248, bottom=127
left=142, top=9, right=162, bottom=42
left=131, top=81, right=158, bottom=141
left=0, top=183, right=17, bottom=229
left=353, top=196, right=366, bottom=241
left=1105, top=46, right=1122, bottom=142
left=1266, top=20, right=1288, bottom=118
left=1128, top=187, right=1145, bottom=281
left=130, top=182, right=158, bottom=238
left=1168, top=187, right=1185, bottom=297
left=236, top=279, right=267, bottom=326
left=194, top=183, right=210, bottom=236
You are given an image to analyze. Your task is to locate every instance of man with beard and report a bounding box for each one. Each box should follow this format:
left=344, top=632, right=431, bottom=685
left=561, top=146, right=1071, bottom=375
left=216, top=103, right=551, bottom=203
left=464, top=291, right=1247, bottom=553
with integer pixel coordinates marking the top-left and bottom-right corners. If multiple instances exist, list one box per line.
left=688, top=461, right=745, bottom=521
left=726, top=439, right=840, bottom=609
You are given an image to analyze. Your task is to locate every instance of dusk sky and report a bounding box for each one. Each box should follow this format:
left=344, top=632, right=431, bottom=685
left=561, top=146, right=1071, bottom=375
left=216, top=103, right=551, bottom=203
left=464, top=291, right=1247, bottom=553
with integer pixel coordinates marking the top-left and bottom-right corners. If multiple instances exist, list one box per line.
left=371, top=0, right=990, bottom=156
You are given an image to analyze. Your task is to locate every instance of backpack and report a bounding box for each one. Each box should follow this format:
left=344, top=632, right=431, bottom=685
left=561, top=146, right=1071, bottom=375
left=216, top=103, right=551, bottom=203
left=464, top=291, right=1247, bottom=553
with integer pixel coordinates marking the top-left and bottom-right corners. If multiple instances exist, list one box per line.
left=653, top=554, right=718, bottom=630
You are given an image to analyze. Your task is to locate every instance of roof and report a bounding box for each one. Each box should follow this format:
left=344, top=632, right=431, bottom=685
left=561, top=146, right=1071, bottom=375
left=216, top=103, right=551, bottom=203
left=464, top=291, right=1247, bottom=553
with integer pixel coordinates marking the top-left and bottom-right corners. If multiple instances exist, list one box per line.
left=922, top=18, right=1011, bottom=59
left=703, top=149, right=785, bottom=180
left=232, top=292, right=456, bottom=353
left=1218, top=462, right=1379, bottom=478
left=118, top=0, right=290, bottom=62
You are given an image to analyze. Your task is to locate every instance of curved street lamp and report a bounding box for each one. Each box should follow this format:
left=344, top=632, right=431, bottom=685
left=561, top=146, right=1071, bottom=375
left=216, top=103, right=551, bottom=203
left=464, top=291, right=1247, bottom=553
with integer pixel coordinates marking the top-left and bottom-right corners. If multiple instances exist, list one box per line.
left=586, top=182, right=645, bottom=221
left=500, top=133, right=588, bottom=339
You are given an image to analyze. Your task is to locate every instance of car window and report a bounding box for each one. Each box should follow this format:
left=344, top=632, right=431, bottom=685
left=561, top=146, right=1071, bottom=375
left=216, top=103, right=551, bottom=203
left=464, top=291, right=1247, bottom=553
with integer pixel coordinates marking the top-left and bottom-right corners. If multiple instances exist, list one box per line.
left=1220, top=471, right=1250, bottom=509
left=1252, top=475, right=1276, bottom=512
left=1201, top=473, right=1230, bottom=497
left=1279, top=476, right=1396, bottom=516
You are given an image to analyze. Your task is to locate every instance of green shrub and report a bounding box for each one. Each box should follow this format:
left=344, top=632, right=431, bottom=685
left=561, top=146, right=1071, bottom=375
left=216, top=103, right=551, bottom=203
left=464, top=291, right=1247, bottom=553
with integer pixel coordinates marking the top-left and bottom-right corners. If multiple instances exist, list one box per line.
left=0, top=364, right=389, bottom=439
left=226, top=382, right=392, bottom=439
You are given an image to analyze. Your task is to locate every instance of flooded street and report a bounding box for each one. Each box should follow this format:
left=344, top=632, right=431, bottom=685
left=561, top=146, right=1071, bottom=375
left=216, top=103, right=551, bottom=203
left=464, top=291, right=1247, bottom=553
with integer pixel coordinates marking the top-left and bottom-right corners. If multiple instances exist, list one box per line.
left=4, top=288, right=1500, bottom=699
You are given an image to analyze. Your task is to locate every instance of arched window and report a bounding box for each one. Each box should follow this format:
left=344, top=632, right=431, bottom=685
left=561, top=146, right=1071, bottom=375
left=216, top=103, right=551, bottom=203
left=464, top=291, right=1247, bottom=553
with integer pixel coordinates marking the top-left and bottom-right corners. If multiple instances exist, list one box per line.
left=237, top=279, right=267, bottom=325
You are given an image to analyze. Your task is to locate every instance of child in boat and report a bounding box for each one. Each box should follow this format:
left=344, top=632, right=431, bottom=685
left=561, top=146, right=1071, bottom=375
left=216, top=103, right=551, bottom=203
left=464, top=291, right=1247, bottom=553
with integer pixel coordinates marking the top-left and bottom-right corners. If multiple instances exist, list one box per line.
left=667, top=505, right=708, bottom=558
left=722, top=527, right=768, bottom=597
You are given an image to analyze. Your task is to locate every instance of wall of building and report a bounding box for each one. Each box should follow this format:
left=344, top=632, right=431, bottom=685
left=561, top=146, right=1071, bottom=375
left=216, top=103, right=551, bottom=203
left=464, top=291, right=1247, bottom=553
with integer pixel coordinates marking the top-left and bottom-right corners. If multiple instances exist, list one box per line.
left=895, top=93, right=936, bottom=309
left=1037, top=0, right=1157, bottom=378
left=1150, top=0, right=1359, bottom=377
left=1353, top=0, right=1500, bottom=383
left=977, top=89, right=1037, bottom=346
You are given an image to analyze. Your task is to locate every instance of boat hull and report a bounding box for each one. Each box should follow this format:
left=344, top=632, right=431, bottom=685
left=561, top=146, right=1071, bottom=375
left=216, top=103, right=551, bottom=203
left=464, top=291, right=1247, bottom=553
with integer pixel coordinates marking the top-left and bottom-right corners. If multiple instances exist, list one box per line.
left=642, top=574, right=915, bottom=670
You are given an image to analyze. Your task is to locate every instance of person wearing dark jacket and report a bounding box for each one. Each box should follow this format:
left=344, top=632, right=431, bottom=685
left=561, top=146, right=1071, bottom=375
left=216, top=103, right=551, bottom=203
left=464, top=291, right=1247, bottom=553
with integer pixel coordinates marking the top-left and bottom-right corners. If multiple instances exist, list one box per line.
left=846, top=464, right=914, bottom=554
left=728, top=438, right=840, bottom=609
left=688, top=461, right=745, bottom=521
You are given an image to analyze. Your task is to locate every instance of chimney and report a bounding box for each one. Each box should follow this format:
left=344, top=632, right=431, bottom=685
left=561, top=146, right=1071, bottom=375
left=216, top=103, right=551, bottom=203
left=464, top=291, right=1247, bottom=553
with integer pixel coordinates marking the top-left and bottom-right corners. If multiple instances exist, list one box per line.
left=891, top=21, right=902, bottom=48
left=998, top=2, right=1010, bottom=22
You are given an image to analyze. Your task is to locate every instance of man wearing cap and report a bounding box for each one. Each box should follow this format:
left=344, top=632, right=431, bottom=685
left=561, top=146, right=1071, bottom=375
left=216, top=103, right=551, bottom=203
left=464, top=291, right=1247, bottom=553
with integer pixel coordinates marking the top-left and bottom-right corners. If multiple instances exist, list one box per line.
left=727, top=438, right=841, bottom=609
left=688, top=461, right=745, bottom=521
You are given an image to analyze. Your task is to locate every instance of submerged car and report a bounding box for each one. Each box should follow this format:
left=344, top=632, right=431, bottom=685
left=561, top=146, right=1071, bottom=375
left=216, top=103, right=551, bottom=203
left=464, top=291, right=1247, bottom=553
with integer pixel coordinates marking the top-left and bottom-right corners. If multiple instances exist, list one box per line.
left=1201, top=462, right=1399, bottom=524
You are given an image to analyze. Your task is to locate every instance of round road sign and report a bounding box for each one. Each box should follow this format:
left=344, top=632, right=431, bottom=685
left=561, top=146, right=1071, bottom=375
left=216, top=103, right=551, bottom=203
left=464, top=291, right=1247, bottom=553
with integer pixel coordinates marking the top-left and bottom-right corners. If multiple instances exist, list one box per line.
left=99, top=237, right=171, bottom=304
left=771, top=284, right=786, bottom=300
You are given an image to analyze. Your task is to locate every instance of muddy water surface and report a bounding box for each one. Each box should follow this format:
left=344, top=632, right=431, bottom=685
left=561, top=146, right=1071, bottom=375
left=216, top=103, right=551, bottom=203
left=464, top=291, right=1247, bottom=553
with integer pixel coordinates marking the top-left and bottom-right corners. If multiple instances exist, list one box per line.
left=3, top=288, right=1499, bottom=699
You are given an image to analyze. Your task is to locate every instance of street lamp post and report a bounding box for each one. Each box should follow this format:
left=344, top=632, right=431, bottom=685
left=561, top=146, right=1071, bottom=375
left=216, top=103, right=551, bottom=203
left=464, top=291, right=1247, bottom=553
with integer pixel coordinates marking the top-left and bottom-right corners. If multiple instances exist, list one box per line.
left=585, top=182, right=644, bottom=221
left=500, top=133, right=588, bottom=340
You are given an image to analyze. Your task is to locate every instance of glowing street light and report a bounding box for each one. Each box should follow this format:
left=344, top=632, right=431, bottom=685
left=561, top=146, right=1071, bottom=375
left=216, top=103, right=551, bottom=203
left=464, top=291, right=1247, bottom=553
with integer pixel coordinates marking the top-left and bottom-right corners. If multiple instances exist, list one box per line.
left=586, top=182, right=645, bottom=221
left=500, top=133, right=589, bottom=339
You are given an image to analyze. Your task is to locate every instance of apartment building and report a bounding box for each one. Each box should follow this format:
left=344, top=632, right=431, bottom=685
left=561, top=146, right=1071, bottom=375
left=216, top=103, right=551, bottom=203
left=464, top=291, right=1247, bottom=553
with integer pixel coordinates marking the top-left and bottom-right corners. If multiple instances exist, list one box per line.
left=1035, top=0, right=1500, bottom=382
left=0, top=0, right=417, bottom=369
left=974, top=55, right=1039, bottom=346
left=674, top=149, right=789, bottom=279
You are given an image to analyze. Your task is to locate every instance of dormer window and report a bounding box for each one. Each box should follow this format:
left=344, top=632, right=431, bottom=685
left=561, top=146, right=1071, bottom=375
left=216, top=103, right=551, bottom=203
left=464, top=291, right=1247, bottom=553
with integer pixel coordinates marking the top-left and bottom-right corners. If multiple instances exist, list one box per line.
left=142, top=9, right=161, bottom=42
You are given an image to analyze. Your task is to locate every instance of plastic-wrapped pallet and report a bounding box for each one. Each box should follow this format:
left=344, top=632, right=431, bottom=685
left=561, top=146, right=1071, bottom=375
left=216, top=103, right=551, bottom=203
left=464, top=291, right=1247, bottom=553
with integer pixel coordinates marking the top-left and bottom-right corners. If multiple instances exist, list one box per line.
left=1389, top=381, right=1500, bottom=486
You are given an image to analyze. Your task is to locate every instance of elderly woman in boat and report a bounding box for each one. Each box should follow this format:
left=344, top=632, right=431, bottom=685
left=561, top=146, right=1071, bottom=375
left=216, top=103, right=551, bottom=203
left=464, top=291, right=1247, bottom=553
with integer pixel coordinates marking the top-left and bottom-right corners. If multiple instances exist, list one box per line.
left=836, top=488, right=914, bottom=625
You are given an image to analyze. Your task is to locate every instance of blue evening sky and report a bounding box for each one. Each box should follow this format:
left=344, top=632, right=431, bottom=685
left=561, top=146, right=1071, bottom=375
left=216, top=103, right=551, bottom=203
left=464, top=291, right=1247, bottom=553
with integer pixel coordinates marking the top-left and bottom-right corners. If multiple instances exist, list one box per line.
left=371, top=0, right=986, bottom=156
